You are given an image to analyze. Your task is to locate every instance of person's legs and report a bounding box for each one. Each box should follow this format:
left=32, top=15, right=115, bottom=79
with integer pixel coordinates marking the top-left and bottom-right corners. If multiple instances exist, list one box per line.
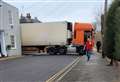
left=88, top=54, right=90, bottom=61
left=86, top=51, right=90, bottom=61
left=98, top=47, right=100, bottom=52
left=98, top=45, right=101, bottom=52
left=97, top=46, right=99, bottom=52
left=97, top=46, right=100, bottom=52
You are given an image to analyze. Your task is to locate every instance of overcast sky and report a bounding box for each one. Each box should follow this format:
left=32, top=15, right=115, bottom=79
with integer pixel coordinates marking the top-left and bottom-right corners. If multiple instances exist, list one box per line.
left=3, top=0, right=112, bottom=23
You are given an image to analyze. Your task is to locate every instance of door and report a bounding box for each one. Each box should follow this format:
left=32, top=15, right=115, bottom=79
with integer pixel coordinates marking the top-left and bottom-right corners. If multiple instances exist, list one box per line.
left=0, top=31, right=7, bottom=57
left=0, top=32, right=2, bottom=57
left=0, top=41, right=1, bottom=57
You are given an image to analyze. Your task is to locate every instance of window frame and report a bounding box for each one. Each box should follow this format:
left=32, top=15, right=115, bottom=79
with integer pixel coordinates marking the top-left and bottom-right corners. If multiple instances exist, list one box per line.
left=8, top=10, right=14, bottom=26
left=10, top=35, right=16, bottom=50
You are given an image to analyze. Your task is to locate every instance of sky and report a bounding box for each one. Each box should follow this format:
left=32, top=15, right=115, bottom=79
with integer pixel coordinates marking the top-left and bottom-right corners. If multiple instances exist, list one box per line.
left=3, top=0, right=112, bottom=24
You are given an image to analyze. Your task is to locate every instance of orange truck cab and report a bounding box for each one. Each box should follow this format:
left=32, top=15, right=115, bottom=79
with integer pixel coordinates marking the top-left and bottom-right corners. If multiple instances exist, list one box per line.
left=72, top=22, right=94, bottom=55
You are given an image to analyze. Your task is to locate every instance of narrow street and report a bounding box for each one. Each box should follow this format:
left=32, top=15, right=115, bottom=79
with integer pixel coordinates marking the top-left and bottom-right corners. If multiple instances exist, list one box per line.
left=0, top=55, right=78, bottom=82
left=1, top=0, right=120, bottom=82
left=58, top=52, right=120, bottom=82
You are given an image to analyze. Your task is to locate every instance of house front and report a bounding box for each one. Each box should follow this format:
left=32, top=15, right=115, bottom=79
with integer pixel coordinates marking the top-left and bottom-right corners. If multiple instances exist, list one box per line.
left=0, top=1, right=21, bottom=57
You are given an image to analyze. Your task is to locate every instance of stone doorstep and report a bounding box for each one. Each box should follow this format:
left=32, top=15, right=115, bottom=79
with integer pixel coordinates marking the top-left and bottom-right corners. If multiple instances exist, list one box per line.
left=0, top=55, right=23, bottom=61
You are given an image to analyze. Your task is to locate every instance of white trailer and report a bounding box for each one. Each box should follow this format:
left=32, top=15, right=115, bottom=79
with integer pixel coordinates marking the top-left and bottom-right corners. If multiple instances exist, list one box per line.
left=21, top=22, right=72, bottom=55
left=0, top=1, right=21, bottom=57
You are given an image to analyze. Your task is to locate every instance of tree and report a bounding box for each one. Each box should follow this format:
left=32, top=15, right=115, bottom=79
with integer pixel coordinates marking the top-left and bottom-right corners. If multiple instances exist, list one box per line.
left=105, top=0, right=120, bottom=60
left=114, top=7, right=120, bottom=61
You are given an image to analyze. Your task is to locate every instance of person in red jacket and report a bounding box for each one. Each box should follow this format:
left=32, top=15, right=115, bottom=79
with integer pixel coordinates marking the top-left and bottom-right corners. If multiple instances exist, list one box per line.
left=84, top=38, right=93, bottom=61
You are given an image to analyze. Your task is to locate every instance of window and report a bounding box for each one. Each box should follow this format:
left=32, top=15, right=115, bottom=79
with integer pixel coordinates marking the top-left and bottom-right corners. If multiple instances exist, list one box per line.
left=10, top=35, right=16, bottom=49
left=84, top=31, right=92, bottom=42
left=8, top=10, right=13, bottom=25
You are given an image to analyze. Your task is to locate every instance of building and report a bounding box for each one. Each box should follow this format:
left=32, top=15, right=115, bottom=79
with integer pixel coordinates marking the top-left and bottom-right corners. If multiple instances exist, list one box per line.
left=20, top=13, right=41, bottom=23
left=0, top=1, right=21, bottom=57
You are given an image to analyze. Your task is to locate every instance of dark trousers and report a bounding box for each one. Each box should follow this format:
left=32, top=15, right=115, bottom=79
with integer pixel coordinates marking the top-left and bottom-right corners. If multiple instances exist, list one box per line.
left=97, top=46, right=100, bottom=52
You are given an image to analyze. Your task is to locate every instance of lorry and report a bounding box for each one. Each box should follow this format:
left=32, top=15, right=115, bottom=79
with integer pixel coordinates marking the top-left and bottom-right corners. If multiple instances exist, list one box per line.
left=72, top=23, right=94, bottom=55
left=21, top=22, right=94, bottom=55
left=21, top=21, right=72, bottom=55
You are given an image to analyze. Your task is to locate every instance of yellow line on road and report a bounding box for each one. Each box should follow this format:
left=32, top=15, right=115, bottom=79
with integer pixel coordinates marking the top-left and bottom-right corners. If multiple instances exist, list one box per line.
left=56, top=58, right=80, bottom=82
left=46, top=57, right=80, bottom=82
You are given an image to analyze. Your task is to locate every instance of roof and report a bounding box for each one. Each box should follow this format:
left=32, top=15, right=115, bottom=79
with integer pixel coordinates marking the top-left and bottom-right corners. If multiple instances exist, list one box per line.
left=74, top=23, right=94, bottom=31
left=1, top=1, right=18, bottom=10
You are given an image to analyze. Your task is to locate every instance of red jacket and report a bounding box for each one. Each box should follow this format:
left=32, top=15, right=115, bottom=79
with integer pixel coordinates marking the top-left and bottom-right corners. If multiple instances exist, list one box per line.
left=85, top=41, right=93, bottom=51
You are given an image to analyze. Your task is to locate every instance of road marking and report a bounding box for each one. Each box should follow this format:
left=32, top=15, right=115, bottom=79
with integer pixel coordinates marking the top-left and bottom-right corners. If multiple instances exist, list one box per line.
left=46, top=57, right=80, bottom=82
left=56, top=58, right=80, bottom=82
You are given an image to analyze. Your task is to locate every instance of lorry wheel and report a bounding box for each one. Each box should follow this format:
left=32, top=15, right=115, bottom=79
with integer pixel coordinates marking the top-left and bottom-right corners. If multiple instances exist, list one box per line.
left=48, top=50, right=55, bottom=55
left=59, top=48, right=67, bottom=55
left=78, top=50, right=86, bottom=56
left=79, top=53, right=84, bottom=56
left=59, top=49, right=64, bottom=55
left=49, top=51, right=54, bottom=55
left=47, top=47, right=55, bottom=55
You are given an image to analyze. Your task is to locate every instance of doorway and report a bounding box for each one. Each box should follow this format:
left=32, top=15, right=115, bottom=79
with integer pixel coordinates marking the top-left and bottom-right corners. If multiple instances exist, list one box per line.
left=0, top=31, right=7, bottom=57
left=0, top=41, right=2, bottom=57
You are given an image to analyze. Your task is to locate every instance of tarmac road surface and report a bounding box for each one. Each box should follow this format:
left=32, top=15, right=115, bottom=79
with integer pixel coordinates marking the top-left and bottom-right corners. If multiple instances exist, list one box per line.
left=0, top=55, right=78, bottom=82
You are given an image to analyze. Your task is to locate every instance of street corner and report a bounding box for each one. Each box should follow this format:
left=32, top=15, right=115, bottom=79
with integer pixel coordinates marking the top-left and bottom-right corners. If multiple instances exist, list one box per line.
left=0, top=55, right=23, bottom=61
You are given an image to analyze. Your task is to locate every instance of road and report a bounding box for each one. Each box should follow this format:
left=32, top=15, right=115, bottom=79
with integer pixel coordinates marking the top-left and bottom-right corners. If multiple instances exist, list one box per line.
left=0, top=55, right=78, bottom=82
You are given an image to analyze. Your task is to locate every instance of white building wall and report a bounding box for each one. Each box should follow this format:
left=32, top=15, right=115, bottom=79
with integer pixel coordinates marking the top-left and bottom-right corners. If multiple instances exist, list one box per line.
left=0, top=1, right=21, bottom=56
left=0, top=1, right=3, bottom=30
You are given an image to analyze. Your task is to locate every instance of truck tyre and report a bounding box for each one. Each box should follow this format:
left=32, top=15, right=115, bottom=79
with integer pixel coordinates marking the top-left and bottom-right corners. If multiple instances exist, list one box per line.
left=47, top=47, right=55, bottom=55
left=59, top=49, right=65, bottom=55
left=59, top=47, right=67, bottom=55
left=76, top=46, right=85, bottom=56
left=49, top=51, right=54, bottom=55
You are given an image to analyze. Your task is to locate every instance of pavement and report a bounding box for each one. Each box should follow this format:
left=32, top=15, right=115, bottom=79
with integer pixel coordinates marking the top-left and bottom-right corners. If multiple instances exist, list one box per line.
left=0, top=55, right=78, bottom=82
left=58, top=52, right=120, bottom=82
left=0, top=55, right=23, bottom=61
